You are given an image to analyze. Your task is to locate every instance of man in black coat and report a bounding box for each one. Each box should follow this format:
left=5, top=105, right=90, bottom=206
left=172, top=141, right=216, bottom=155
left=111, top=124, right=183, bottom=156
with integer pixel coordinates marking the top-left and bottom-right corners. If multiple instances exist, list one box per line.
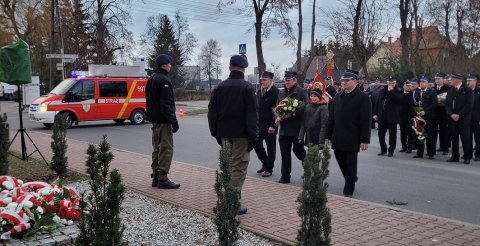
left=374, top=76, right=401, bottom=156
left=411, top=76, right=438, bottom=159
left=434, top=72, right=450, bottom=155
left=325, top=77, right=337, bottom=99
left=254, top=71, right=279, bottom=177
left=399, top=81, right=414, bottom=153
left=445, top=73, right=474, bottom=164
left=467, top=74, right=480, bottom=162
left=208, top=55, right=259, bottom=214
left=370, top=78, right=384, bottom=129
left=275, top=71, right=309, bottom=184
left=326, top=69, right=371, bottom=198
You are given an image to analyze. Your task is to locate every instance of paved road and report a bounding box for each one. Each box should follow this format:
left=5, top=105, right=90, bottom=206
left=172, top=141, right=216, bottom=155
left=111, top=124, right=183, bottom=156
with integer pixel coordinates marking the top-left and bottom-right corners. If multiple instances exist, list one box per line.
left=3, top=100, right=480, bottom=225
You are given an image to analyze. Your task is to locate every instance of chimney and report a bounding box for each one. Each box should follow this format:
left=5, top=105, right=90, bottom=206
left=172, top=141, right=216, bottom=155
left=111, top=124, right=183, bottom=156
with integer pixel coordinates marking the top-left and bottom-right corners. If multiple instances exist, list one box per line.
left=388, top=37, right=392, bottom=44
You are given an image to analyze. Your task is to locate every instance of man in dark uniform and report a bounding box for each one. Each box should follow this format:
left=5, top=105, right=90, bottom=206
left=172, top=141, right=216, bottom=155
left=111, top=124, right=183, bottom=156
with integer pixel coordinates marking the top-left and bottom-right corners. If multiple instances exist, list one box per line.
left=335, top=82, right=343, bottom=94
left=325, top=77, right=337, bottom=99
left=374, top=76, right=401, bottom=157
left=467, top=74, right=480, bottom=162
left=208, top=55, right=259, bottom=214
left=146, top=54, right=181, bottom=189
left=275, top=71, right=309, bottom=184
left=445, top=73, right=474, bottom=164
left=399, top=81, right=414, bottom=153
left=434, top=72, right=450, bottom=155
left=411, top=76, right=438, bottom=159
left=357, top=77, right=365, bottom=88
left=409, top=79, right=420, bottom=150
left=254, top=71, right=279, bottom=177
left=370, top=78, right=383, bottom=129
left=326, top=69, right=371, bottom=198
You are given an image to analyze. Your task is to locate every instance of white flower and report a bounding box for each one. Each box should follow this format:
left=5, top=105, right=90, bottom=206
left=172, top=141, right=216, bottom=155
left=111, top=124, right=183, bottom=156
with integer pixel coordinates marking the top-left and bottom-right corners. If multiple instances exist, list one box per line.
left=17, top=180, right=23, bottom=186
left=293, top=100, right=298, bottom=107
left=6, top=202, right=17, bottom=210
left=283, top=107, right=287, bottom=111
left=36, top=206, right=44, bottom=214
left=40, top=188, right=51, bottom=196
left=3, top=197, right=12, bottom=204
left=2, top=181, right=13, bottom=190
left=1, top=221, right=5, bottom=225
left=60, top=219, right=68, bottom=225
left=53, top=215, right=61, bottom=223
left=67, top=220, right=73, bottom=226
left=288, top=106, right=292, bottom=111
left=23, top=201, right=33, bottom=208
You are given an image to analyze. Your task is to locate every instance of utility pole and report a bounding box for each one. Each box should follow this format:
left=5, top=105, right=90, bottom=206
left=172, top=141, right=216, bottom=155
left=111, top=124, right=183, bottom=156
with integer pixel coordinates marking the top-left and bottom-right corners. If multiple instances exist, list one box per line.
left=49, top=0, right=55, bottom=91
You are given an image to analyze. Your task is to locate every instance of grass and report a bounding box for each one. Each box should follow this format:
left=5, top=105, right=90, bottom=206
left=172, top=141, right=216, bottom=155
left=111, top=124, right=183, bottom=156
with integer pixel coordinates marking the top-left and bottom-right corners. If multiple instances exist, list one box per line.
left=184, top=109, right=208, bottom=116
left=6, top=151, right=88, bottom=184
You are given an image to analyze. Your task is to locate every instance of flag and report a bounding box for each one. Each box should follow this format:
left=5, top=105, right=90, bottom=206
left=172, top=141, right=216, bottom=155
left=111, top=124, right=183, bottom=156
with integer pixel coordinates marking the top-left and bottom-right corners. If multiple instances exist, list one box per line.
left=312, top=68, right=331, bottom=100
left=327, top=61, right=333, bottom=78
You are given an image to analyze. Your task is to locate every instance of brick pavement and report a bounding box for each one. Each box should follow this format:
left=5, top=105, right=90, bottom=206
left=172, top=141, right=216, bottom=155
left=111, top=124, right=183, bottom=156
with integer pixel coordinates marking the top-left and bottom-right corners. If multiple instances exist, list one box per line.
left=8, top=130, right=480, bottom=245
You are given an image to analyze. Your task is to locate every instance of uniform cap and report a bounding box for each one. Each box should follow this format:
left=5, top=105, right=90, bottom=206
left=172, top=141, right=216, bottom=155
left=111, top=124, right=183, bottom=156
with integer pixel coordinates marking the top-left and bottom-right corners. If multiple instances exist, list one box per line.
left=420, top=76, right=430, bottom=82
left=325, top=77, right=332, bottom=81
left=451, top=73, right=463, bottom=80
left=387, top=76, right=397, bottom=82
left=284, top=71, right=297, bottom=78
left=230, top=55, right=248, bottom=68
left=261, top=71, right=274, bottom=79
left=342, top=69, right=359, bottom=80
left=435, top=72, right=446, bottom=78
left=467, top=74, right=478, bottom=80
left=410, top=78, right=419, bottom=84
left=156, top=54, right=172, bottom=66
left=375, top=78, right=381, bottom=82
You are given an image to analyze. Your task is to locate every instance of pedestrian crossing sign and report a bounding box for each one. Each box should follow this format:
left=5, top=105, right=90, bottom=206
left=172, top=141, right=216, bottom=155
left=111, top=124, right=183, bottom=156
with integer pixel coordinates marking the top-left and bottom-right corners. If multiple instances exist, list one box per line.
left=239, top=44, right=246, bottom=54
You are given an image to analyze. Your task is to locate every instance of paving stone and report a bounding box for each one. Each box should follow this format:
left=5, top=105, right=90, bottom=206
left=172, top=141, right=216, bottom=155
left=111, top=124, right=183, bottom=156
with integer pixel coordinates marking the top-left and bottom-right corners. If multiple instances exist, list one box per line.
left=37, top=238, right=55, bottom=246
left=54, top=235, right=72, bottom=244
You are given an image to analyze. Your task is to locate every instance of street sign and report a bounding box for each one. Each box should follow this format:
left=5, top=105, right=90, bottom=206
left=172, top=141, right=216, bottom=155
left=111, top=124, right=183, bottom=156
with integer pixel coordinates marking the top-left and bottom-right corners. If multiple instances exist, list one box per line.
left=46, top=54, right=78, bottom=59
left=56, top=63, right=63, bottom=67
left=62, top=58, right=74, bottom=63
left=326, top=50, right=335, bottom=60
left=56, top=66, right=63, bottom=71
left=239, top=44, right=246, bottom=54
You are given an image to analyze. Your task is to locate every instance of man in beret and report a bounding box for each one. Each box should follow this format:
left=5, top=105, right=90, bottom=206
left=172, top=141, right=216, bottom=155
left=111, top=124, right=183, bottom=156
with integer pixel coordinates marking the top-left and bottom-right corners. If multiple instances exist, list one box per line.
left=254, top=71, right=280, bottom=177
left=275, top=71, right=309, bottom=184
left=374, top=76, right=401, bottom=157
left=434, top=72, right=450, bottom=155
left=444, top=75, right=452, bottom=87
left=467, top=74, right=480, bottom=161
left=326, top=69, right=371, bottom=198
left=146, top=54, right=181, bottom=189
left=208, top=55, right=259, bottom=214
left=445, top=73, right=474, bottom=164
left=399, top=81, right=414, bottom=153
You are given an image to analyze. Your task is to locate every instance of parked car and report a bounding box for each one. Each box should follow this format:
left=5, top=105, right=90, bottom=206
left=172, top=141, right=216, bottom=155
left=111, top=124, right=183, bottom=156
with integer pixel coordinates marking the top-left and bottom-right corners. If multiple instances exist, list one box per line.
left=0, top=82, right=18, bottom=100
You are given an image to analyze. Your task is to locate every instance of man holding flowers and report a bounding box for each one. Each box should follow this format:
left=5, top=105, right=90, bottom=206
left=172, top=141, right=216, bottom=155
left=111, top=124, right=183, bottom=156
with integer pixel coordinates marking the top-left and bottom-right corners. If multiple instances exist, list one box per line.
left=275, top=71, right=309, bottom=184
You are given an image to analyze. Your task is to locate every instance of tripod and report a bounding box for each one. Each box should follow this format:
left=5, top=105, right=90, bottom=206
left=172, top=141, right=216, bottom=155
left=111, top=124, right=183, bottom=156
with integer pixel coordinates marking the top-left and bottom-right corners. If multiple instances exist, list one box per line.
left=7, top=85, right=48, bottom=165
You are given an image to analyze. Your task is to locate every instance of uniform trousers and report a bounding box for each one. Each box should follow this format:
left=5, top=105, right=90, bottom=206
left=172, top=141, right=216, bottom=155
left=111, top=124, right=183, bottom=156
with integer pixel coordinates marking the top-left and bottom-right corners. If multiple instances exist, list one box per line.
left=151, top=123, right=173, bottom=180
left=470, top=124, right=480, bottom=158
left=450, top=122, right=472, bottom=159
left=279, top=135, right=306, bottom=180
left=416, top=119, right=436, bottom=157
left=436, top=118, right=450, bottom=151
left=253, top=133, right=276, bottom=172
left=378, top=120, right=397, bottom=153
left=333, top=150, right=358, bottom=195
left=221, top=138, right=250, bottom=196
left=399, top=120, right=413, bottom=150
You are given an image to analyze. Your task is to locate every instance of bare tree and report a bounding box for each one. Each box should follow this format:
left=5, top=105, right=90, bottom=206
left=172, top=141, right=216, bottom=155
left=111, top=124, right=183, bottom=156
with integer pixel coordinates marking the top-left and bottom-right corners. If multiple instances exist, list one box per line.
left=268, top=62, right=283, bottom=81
left=217, top=0, right=296, bottom=77
left=295, top=0, right=317, bottom=86
left=198, top=39, right=222, bottom=90
left=172, top=10, right=198, bottom=64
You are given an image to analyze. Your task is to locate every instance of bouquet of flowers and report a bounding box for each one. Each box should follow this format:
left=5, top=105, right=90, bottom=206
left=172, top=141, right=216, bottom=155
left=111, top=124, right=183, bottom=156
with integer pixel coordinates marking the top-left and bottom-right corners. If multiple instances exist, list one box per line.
left=437, top=92, right=447, bottom=106
left=412, top=107, right=427, bottom=144
left=0, top=176, right=80, bottom=240
left=273, top=97, right=305, bottom=119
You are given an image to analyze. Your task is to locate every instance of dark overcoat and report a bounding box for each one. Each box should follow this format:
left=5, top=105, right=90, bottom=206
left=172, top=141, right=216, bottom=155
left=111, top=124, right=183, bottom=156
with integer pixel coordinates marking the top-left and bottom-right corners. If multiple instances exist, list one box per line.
left=257, top=85, right=280, bottom=134
left=445, top=83, right=474, bottom=124
left=325, top=87, right=372, bottom=152
left=410, top=89, right=438, bottom=121
left=277, top=84, right=309, bottom=137
left=373, top=87, right=401, bottom=124
left=399, top=90, right=414, bottom=122
left=470, top=86, right=480, bottom=126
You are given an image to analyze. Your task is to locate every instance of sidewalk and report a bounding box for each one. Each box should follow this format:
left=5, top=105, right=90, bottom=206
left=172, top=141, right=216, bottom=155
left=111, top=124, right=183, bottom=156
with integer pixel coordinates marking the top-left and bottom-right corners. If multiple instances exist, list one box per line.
left=9, top=130, right=480, bottom=245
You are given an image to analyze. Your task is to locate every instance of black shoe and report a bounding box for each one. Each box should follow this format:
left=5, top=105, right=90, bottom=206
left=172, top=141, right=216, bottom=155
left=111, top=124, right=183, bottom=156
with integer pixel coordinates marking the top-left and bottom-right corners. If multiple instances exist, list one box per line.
left=405, top=149, right=412, bottom=153
left=152, top=178, right=158, bottom=187
left=413, top=155, right=423, bottom=158
left=388, top=152, right=394, bottom=157
left=238, top=206, right=247, bottom=215
left=464, top=159, right=471, bottom=164
left=437, top=148, right=442, bottom=152
left=256, top=167, right=265, bottom=174
left=446, top=157, right=459, bottom=162
left=475, top=156, right=480, bottom=162
left=428, top=156, right=434, bottom=160
left=157, top=179, right=180, bottom=189
left=461, top=156, right=465, bottom=159
left=378, top=152, right=387, bottom=156
left=399, top=149, right=406, bottom=152
left=343, top=193, right=352, bottom=198
left=277, top=178, right=290, bottom=184
left=442, top=151, right=449, bottom=155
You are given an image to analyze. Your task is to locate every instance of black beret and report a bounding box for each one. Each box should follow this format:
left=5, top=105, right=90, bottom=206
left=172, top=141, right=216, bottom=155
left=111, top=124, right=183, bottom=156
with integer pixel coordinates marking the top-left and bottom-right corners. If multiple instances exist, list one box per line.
left=156, top=54, right=172, bottom=66
left=230, top=55, right=248, bottom=68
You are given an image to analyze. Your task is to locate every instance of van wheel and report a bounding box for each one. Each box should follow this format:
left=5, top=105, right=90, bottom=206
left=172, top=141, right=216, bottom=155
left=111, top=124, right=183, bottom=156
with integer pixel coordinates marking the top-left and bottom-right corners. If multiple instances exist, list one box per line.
left=113, top=119, right=125, bottom=124
left=43, top=123, right=53, bottom=128
left=8, top=94, right=13, bottom=101
left=130, top=110, right=145, bottom=125
left=61, top=112, right=74, bottom=128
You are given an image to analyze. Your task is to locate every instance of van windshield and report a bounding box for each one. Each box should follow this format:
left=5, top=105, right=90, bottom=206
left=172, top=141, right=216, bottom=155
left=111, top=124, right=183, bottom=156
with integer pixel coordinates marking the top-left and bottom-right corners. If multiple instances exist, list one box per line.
left=49, top=79, right=78, bottom=95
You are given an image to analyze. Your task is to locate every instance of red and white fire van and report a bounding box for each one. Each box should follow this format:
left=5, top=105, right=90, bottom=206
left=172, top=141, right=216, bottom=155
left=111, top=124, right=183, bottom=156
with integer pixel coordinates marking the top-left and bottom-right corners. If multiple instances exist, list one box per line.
left=28, top=76, right=148, bottom=128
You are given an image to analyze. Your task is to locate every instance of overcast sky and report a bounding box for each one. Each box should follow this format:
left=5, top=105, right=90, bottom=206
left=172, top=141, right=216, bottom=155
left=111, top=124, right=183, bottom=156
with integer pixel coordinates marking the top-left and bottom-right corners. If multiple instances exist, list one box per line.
left=127, top=0, right=348, bottom=79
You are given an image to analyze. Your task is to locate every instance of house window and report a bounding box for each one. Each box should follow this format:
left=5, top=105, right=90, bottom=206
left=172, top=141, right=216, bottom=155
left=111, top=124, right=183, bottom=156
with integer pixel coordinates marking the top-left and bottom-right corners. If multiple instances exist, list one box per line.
left=378, top=58, right=389, bottom=66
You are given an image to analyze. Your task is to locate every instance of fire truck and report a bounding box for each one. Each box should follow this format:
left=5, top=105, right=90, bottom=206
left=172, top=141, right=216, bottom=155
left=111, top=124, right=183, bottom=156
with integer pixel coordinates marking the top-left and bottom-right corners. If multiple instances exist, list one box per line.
left=28, top=65, right=148, bottom=128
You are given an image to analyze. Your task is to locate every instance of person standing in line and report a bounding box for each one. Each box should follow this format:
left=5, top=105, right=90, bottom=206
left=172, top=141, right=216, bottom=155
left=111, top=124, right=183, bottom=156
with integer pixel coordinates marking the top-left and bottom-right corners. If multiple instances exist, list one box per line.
left=275, top=71, right=309, bottom=184
left=445, top=73, right=473, bottom=164
left=370, top=78, right=383, bottom=129
left=146, top=54, right=181, bottom=189
left=325, top=77, right=337, bottom=99
left=399, top=81, right=414, bottom=153
left=434, top=72, right=450, bottom=155
left=208, top=55, right=259, bottom=214
left=298, top=88, right=329, bottom=149
left=374, top=76, right=401, bottom=157
left=335, top=82, right=343, bottom=94
left=411, top=76, right=438, bottom=159
left=325, top=69, right=371, bottom=198
left=467, top=74, right=480, bottom=162
left=409, top=79, right=420, bottom=150
left=254, top=71, right=279, bottom=178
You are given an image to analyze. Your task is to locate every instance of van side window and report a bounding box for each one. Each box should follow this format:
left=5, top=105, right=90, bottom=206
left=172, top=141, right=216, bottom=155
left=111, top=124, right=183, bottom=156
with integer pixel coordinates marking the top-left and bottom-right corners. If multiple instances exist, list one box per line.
left=69, top=80, right=95, bottom=101
left=99, top=81, right=128, bottom=97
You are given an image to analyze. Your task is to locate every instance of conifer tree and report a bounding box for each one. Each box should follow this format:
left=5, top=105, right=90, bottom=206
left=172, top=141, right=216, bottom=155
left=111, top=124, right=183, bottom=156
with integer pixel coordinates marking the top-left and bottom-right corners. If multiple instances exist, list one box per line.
left=75, top=135, right=126, bottom=246
left=213, top=142, right=240, bottom=246
left=50, top=114, right=68, bottom=177
left=0, top=113, right=10, bottom=175
left=296, top=144, right=332, bottom=246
